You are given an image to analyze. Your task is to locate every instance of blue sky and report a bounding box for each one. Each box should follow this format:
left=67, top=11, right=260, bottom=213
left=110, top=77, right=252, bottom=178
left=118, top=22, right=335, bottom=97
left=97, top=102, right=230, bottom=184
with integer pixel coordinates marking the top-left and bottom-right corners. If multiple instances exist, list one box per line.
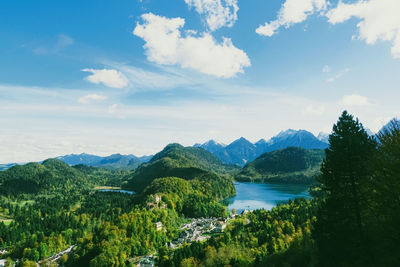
left=1, top=0, right=399, bottom=162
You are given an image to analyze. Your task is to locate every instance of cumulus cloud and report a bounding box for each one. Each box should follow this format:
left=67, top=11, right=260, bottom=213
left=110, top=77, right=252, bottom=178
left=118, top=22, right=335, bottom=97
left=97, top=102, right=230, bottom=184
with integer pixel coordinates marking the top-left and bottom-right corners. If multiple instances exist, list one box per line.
left=77, top=94, right=107, bottom=104
left=81, top=68, right=129, bottom=88
left=256, top=0, right=327, bottom=36
left=327, top=0, right=400, bottom=58
left=133, top=13, right=250, bottom=78
left=340, top=94, right=370, bottom=106
left=184, top=0, right=239, bottom=31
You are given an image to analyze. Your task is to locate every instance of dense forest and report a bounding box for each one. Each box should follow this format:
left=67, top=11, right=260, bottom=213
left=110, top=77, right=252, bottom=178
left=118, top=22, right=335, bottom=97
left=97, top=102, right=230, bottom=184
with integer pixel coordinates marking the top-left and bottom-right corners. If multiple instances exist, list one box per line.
left=0, top=144, right=236, bottom=266
left=0, top=111, right=399, bottom=266
left=156, top=111, right=400, bottom=267
left=235, top=147, right=325, bottom=184
left=124, top=143, right=238, bottom=192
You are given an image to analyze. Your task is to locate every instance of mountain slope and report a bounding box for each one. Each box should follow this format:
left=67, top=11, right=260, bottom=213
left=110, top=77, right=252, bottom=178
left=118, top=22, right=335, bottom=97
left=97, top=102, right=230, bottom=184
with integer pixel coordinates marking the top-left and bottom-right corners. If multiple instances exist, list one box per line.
left=236, top=147, right=325, bottom=184
left=262, top=129, right=328, bottom=152
left=378, top=118, right=399, bottom=135
left=124, top=143, right=237, bottom=193
left=194, top=140, right=226, bottom=154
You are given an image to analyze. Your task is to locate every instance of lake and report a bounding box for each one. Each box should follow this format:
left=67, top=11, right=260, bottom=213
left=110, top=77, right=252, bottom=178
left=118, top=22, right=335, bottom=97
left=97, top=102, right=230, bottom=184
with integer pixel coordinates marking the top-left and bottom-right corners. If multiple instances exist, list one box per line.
left=224, top=182, right=311, bottom=213
left=98, top=189, right=135, bottom=194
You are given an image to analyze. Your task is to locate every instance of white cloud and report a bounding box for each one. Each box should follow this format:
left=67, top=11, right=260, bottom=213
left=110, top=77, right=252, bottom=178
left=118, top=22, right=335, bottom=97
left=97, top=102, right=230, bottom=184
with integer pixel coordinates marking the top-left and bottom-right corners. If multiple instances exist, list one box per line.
left=133, top=13, right=250, bottom=78
left=184, top=0, right=239, bottom=31
left=82, top=68, right=129, bottom=88
left=322, top=65, right=331, bottom=73
left=78, top=94, right=107, bottom=104
left=34, top=34, right=74, bottom=55
left=110, top=63, right=193, bottom=90
left=327, top=68, right=349, bottom=82
left=327, top=0, right=400, bottom=58
left=256, top=0, right=327, bottom=36
left=340, top=94, right=369, bottom=106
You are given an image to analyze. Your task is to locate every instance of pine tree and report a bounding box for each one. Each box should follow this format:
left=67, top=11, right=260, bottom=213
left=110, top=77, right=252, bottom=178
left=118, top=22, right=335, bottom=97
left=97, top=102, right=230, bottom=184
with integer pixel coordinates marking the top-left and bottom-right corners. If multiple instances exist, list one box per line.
left=369, top=119, right=400, bottom=265
left=314, top=111, right=377, bottom=266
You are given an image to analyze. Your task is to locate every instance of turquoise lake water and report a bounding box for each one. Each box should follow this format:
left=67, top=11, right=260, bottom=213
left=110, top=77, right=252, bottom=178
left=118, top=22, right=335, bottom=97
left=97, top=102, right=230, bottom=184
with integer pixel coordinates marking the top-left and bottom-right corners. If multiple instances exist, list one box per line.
left=99, top=189, right=135, bottom=194
left=224, top=182, right=311, bottom=213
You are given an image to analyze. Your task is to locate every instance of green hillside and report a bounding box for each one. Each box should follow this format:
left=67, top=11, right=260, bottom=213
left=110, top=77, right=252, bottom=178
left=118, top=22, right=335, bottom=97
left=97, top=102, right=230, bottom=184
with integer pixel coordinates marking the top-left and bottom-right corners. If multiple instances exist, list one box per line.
left=236, top=147, right=325, bottom=184
left=142, top=175, right=234, bottom=218
left=124, top=143, right=237, bottom=195
left=0, top=159, right=128, bottom=195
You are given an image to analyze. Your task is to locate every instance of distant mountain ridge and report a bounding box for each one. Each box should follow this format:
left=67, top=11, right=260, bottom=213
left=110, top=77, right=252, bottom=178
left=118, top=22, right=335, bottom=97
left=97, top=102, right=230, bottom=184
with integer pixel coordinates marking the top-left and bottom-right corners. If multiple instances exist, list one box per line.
left=0, top=163, right=19, bottom=171
left=195, top=129, right=329, bottom=166
left=56, top=153, right=153, bottom=170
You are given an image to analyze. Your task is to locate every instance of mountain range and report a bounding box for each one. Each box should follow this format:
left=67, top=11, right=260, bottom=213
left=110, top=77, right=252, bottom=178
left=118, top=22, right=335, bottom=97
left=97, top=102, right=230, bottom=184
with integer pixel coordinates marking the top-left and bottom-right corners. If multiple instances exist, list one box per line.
left=2, top=123, right=393, bottom=171
left=56, top=153, right=153, bottom=170
left=195, top=129, right=329, bottom=166
left=0, top=163, right=19, bottom=171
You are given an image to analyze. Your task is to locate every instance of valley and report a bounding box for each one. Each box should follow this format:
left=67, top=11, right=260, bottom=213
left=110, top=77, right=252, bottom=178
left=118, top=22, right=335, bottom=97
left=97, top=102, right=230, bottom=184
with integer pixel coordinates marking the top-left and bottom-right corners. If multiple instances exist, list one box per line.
left=0, top=117, right=399, bottom=267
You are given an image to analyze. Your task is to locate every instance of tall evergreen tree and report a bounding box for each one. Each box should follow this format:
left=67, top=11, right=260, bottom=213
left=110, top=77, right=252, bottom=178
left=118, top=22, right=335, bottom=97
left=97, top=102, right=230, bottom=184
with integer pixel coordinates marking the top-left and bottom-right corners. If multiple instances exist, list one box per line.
left=369, top=119, right=400, bottom=265
left=314, top=111, right=377, bottom=267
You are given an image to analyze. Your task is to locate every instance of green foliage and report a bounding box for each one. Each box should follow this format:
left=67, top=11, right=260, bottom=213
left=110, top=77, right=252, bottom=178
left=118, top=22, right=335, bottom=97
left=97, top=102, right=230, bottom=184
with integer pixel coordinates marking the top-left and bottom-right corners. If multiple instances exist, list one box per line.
left=313, top=111, right=377, bottom=267
left=236, top=147, right=325, bottom=184
left=0, top=144, right=235, bottom=265
left=2, top=114, right=400, bottom=267
left=159, top=199, right=318, bottom=267
left=143, top=177, right=233, bottom=218
left=366, top=119, right=400, bottom=266
left=0, top=159, right=128, bottom=195
left=125, top=144, right=236, bottom=192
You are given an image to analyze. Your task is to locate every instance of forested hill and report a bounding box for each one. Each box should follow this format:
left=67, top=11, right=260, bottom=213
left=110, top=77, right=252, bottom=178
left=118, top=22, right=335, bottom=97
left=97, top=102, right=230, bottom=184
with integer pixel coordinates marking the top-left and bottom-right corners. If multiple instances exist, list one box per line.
left=235, top=147, right=325, bottom=184
left=0, top=158, right=126, bottom=195
left=124, top=143, right=238, bottom=193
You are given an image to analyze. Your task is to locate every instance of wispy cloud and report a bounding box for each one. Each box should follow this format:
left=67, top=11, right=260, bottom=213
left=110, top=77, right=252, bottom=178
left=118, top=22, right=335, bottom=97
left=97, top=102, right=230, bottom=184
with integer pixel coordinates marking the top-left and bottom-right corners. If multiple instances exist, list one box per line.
left=34, top=34, right=74, bottom=55
left=0, top=82, right=397, bottom=163
left=78, top=94, right=107, bottom=104
left=108, top=62, right=194, bottom=90
left=327, top=68, right=350, bottom=83
left=322, top=65, right=331, bottom=73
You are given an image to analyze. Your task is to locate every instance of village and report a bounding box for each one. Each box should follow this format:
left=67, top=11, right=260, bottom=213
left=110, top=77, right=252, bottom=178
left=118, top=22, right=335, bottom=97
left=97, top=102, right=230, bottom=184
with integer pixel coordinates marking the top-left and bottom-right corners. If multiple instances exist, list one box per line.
left=136, top=211, right=252, bottom=267
left=169, top=217, right=228, bottom=248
